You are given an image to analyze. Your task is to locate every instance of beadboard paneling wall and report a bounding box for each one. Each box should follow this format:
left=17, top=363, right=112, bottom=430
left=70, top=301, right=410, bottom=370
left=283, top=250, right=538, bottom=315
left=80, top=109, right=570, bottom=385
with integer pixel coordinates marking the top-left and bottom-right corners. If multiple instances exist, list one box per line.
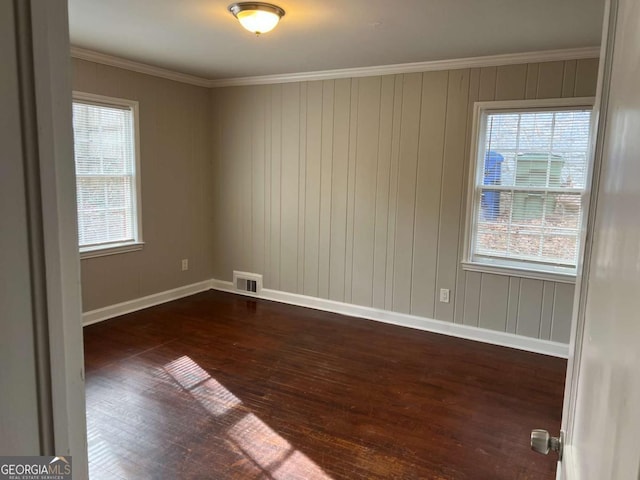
left=73, top=59, right=213, bottom=311
left=211, top=58, right=599, bottom=343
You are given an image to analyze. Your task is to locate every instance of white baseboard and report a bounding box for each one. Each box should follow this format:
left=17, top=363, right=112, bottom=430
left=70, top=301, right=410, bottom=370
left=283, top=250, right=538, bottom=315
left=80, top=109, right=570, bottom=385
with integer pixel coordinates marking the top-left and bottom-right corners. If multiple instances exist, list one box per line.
left=82, top=279, right=213, bottom=326
left=82, top=277, right=569, bottom=358
left=210, top=279, right=569, bottom=358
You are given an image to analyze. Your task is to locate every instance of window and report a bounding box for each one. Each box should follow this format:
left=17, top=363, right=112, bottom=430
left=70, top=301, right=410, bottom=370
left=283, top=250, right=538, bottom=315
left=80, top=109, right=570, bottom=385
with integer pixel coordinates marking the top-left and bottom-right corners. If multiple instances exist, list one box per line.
left=72, top=92, right=142, bottom=258
left=463, top=98, right=594, bottom=282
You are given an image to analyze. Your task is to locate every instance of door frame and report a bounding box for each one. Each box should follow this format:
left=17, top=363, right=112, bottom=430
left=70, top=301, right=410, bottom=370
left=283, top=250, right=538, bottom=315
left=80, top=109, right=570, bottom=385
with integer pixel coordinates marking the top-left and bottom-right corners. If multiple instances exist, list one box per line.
left=17, top=1, right=89, bottom=477
left=30, top=0, right=616, bottom=478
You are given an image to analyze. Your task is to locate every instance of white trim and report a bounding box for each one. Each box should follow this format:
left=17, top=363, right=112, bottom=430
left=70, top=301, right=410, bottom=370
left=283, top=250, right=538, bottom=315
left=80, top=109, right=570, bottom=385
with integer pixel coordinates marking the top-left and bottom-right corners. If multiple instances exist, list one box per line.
left=82, top=280, right=212, bottom=326
left=70, top=45, right=600, bottom=88
left=70, top=46, right=211, bottom=87
left=208, top=47, right=600, bottom=87
left=80, top=241, right=144, bottom=259
left=462, top=97, right=596, bottom=282
left=72, top=91, right=144, bottom=254
left=25, top=1, right=88, bottom=474
left=82, top=277, right=570, bottom=356
left=461, top=261, right=576, bottom=284
left=72, top=90, right=138, bottom=108
left=210, top=279, right=569, bottom=358
left=472, top=97, right=596, bottom=111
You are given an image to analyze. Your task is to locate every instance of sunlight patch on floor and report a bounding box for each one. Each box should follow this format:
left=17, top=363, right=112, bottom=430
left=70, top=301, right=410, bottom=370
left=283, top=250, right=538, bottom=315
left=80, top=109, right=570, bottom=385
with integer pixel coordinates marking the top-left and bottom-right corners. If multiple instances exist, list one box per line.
left=163, top=355, right=333, bottom=479
left=228, top=413, right=292, bottom=469
left=87, top=419, right=128, bottom=479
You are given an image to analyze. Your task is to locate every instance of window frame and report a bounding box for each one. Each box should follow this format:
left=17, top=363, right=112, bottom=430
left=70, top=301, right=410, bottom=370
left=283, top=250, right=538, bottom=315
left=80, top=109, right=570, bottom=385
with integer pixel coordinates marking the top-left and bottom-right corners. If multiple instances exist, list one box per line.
left=72, top=91, right=144, bottom=259
left=462, top=97, right=596, bottom=284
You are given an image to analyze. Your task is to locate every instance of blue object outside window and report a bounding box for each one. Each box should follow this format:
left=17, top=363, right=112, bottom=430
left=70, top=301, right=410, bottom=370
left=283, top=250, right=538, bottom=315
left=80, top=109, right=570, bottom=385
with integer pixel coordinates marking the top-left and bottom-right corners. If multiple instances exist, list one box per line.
left=482, top=150, right=504, bottom=220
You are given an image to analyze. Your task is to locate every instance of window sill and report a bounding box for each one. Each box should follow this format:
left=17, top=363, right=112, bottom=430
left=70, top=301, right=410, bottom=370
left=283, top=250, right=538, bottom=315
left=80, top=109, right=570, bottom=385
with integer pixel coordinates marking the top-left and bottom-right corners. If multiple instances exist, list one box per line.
left=461, top=261, right=576, bottom=284
left=80, top=242, right=144, bottom=260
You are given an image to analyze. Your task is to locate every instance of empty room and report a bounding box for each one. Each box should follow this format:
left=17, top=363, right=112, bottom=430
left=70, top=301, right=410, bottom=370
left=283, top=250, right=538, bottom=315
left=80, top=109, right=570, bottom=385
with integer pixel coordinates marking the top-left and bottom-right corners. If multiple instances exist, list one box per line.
left=3, top=0, right=640, bottom=479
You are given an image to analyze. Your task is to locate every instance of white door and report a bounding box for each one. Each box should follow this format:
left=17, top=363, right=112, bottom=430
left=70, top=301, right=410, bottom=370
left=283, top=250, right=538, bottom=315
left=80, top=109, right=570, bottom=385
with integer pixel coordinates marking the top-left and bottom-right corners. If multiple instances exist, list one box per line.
left=555, top=0, right=640, bottom=478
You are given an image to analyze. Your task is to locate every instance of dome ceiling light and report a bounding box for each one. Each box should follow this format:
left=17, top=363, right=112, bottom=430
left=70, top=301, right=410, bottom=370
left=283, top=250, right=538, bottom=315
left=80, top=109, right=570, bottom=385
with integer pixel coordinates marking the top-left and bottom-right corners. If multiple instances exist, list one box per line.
left=228, top=2, right=286, bottom=35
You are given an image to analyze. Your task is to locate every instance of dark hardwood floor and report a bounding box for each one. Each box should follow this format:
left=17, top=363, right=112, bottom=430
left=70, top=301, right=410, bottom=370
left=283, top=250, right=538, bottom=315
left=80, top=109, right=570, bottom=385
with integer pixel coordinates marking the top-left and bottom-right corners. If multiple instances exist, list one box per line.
left=84, top=290, right=565, bottom=480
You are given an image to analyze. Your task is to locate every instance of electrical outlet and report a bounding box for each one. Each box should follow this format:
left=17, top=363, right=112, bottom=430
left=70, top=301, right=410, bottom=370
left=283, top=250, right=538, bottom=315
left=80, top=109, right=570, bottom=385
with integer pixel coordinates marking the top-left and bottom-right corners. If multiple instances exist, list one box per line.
left=439, top=288, right=450, bottom=303
left=181, top=259, right=189, bottom=271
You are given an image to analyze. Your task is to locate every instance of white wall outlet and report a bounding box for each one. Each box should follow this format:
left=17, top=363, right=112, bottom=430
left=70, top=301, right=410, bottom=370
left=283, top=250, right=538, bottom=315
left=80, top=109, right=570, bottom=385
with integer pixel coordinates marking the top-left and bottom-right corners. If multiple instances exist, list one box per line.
left=439, top=288, right=450, bottom=303
left=181, top=259, right=189, bottom=271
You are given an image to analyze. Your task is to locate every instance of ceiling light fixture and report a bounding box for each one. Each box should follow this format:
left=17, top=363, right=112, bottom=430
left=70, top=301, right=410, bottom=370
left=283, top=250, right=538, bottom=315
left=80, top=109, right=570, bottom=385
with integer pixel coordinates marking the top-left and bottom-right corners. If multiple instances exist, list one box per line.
left=228, top=2, right=285, bottom=35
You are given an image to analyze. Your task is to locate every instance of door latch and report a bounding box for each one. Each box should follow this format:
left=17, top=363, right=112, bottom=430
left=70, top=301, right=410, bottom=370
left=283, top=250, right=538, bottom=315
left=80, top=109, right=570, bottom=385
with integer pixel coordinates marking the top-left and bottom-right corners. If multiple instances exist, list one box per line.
left=531, top=429, right=564, bottom=460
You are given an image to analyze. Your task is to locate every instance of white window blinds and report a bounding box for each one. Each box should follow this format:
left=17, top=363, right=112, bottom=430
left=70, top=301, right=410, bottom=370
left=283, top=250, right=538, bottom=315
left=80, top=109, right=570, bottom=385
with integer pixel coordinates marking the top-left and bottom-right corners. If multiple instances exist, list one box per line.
left=72, top=100, right=139, bottom=250
left=471, top=107, right=592, bottom=270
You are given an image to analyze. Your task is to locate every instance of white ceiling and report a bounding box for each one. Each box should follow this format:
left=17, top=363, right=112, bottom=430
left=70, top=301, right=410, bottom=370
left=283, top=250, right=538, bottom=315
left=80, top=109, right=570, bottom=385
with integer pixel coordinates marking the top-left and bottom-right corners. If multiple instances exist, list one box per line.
left=68, top=0, right=605, bottom=80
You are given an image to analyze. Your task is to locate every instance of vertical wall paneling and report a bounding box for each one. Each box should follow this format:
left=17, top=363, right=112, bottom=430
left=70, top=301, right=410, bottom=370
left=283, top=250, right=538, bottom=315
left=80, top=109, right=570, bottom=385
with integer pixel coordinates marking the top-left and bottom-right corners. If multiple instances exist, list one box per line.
left=478, top=66, right=497, bottom=101
left=410, top=71, right=448, bottom=318
left=241, top=89, right=253, bottom=273
left=574, top=58, right=599, bottom=97
left=270, top=84, right=282, bottom=290
left=434, top=69, right=470, bottom=321
left=525, top=63, right=539, bottom=100
left=344, top=79, right=359, bottom=303
left=478, top=274, right=509, bottom=332
left=328, top=79, right=351, bottom=302
left=495, top=64, right=528, bottom=103
left=551, top=283, right=575, bottom=343
left=264, top=85, right=272, bottom=288
left=303, top=81, right=323, bottom=297
left=516, top=279, right=544, bottom=338
left=392, top=73, right=423, bottom=314
left=495, top=64, right=528, bottom=100
left=506, top=277, right=521, bottom=334
left=251, top=86, right=266, bottom=275
left=351, top=77, right=382, bottom=307
left=384, top=76, right=404, bottom=310
left=208, top=58, right=599, bottom=344
left=297, top=83, right=308, bottom=293
left=372, top=76, right=396, bottom=309
left=200, top=90, right=214, bottom=279
left=539, top=281, right=556, bottom=340
left=219, top=88, right=244, bottom=281
left=210, top=89, right=223, bottom=280
left=562, top=60, right=578, bottom=97
left=463, top=271, right=482, bottom=326
left=279, top=83, right=300, bottom=293
left=536, top=61, right=564, bottom=98
left=215, top=88, right=229, bottom=276
left=317, top=80, right=335, bottom=299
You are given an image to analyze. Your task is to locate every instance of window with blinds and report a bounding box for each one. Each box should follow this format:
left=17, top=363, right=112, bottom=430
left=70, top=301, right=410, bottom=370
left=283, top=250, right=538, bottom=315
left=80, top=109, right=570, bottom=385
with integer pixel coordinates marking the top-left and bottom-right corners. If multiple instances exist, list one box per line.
left=72, top=94, right=141, bottom=255
left=465, top=100, right=593, bottom=278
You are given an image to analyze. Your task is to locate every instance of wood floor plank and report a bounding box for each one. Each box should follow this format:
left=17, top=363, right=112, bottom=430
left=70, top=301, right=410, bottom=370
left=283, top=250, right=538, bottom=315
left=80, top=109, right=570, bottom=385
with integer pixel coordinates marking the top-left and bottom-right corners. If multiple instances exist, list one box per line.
left=84, top=290, right=565, bottom=479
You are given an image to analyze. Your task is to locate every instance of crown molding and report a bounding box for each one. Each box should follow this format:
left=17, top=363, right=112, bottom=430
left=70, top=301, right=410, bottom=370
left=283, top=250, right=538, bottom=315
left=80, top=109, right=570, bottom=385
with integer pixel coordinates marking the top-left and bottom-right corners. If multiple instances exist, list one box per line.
left=71, top=45, right=600, bottom=89
left=209, top=46, right=601, bottom=87
left=70, top=46, right=211, bottom=88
